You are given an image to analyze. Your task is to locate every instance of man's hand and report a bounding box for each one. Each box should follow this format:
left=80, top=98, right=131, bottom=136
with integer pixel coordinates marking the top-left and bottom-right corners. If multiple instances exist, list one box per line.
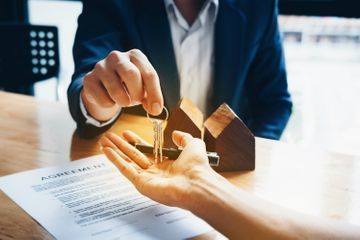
left=81, top=49, right=164, bottom=122
left=98, top=130, right=215, bottom=209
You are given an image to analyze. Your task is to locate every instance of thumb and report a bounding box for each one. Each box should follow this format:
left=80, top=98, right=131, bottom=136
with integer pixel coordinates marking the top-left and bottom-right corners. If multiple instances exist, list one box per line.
left=172, top=131, right=194, bottom=148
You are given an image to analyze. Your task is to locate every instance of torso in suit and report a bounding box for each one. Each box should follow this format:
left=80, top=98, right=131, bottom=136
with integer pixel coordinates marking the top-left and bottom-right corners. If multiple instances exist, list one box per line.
left=68, top=0, right=292, bottom=139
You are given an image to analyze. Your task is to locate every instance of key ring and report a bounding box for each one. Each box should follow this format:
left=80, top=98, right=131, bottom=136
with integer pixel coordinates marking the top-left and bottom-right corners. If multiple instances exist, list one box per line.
left=146, top=107, right=169, bottom=124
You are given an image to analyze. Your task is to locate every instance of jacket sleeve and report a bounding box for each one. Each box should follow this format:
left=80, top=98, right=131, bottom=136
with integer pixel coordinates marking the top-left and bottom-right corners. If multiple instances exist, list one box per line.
left=245, top=0, right=292, bottom=140
left=67, top=2, right=125, bottom=138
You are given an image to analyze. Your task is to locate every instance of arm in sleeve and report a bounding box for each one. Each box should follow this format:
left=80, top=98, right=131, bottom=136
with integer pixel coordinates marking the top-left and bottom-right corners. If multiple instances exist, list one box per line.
left=67, top=2, right=125, bottom=138
left=245, top=0, right=292, bottom=140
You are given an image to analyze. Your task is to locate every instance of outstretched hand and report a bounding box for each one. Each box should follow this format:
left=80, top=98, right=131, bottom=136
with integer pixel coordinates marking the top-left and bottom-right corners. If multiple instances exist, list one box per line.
left=99, top=130, right=215, bottom=209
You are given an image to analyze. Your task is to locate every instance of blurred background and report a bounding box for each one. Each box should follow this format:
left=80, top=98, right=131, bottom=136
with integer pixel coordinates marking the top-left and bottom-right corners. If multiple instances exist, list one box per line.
left=1, top=0, right=360, bottom=156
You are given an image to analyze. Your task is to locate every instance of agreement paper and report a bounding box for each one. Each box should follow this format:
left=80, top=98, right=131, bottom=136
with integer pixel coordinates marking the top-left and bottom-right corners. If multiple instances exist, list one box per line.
left=0, top=155, right=213, bottom=240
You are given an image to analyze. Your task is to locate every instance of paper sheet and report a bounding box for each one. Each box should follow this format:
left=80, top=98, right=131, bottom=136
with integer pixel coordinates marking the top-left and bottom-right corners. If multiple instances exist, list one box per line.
left=0, top=155, right=213, bottom=240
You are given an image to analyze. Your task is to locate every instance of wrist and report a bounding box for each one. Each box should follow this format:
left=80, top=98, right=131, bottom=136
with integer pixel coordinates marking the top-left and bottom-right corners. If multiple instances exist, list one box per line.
left=181, top=170, right=249, bottom=239
left=182, top=170, right=228, bottom=213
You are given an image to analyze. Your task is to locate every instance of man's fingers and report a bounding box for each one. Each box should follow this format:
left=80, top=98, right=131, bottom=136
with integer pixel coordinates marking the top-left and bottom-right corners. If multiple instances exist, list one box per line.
left=105, top=132, right=151, bottom=169
left=94, top=60, right=131, bottom=106
left=128, top=49, right=163, bottom=115
left=88, top=49, right=163, bottom=115
left=82, top=72, right=115, bottom=108
left=113, top=60, right=143, bottom=104
left=103, top=147, right=139, bottom=184
left=122, top=130, right=151, bottom=146
left=172, top=131, right=194, bottom=149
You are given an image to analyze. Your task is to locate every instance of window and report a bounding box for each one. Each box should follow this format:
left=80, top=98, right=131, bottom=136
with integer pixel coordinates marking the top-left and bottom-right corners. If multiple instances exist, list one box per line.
left=280, top=15, right=360, bottom=155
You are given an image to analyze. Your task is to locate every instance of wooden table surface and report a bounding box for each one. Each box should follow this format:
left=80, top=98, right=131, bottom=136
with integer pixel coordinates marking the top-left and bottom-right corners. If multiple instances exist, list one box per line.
left=1, top=91, right=359, bottom=239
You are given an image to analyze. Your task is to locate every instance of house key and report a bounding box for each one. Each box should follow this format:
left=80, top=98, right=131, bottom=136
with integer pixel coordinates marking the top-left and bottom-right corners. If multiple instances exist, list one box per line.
left=146, top=107, right=169, bottom=163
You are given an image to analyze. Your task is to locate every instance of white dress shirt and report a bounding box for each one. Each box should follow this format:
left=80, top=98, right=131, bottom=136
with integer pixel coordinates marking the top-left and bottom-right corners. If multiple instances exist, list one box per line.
left=80, top=0, right=218, bottom=127
left=165, top=0, right=218, bottom=114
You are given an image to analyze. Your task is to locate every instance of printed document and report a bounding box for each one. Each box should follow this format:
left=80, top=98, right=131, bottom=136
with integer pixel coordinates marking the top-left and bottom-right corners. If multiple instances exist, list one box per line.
left=0, top=155, right=213, bottom=240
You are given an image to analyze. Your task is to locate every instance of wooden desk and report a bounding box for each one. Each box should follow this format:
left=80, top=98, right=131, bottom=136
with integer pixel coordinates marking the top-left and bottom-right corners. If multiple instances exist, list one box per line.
left=1, top=91, right=359, bottom=239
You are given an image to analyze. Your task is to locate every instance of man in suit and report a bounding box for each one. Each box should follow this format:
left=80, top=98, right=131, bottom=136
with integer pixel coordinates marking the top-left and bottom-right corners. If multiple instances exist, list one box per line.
left=68, top=0, right=292, bottom=139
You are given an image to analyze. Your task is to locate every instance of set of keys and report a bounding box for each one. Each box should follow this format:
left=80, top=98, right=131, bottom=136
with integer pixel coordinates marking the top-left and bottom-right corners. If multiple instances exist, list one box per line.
left=133, top=107, right=220, bottom=166
left=146, top=107, right=169, bottom=163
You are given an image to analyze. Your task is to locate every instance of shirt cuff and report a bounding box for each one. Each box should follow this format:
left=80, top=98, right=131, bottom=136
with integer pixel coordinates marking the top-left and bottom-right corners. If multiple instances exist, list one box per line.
left=79, top=95, right=121, bottom=127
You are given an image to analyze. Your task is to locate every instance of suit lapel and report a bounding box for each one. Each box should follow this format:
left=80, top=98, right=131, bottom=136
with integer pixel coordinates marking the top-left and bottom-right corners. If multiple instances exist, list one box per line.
left=136, top=0, right=247, bottom=112
left=136, top=0, right=180, bottom=109
left=212, top=0, right=247, bottom=113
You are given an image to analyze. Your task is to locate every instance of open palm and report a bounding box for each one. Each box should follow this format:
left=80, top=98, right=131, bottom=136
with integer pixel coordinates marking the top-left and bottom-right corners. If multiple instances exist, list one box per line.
left=99, top=130, right=213, bottom=208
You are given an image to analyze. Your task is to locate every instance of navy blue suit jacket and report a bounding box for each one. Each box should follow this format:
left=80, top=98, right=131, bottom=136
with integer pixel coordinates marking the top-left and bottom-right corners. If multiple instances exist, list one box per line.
left=68, top=0, right=292, bottom=139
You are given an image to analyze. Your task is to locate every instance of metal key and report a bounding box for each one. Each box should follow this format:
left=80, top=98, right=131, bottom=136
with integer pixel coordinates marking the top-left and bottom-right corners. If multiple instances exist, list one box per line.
left=152, top=119, right=163, bottom=163
left=147, top=107, right=169, bottom=163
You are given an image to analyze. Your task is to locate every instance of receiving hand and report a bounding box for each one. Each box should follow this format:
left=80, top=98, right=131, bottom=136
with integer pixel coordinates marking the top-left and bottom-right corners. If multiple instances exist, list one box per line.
left=98, top=130, right=215, bottom=208
left=81, top=49, right=164, bottom=121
